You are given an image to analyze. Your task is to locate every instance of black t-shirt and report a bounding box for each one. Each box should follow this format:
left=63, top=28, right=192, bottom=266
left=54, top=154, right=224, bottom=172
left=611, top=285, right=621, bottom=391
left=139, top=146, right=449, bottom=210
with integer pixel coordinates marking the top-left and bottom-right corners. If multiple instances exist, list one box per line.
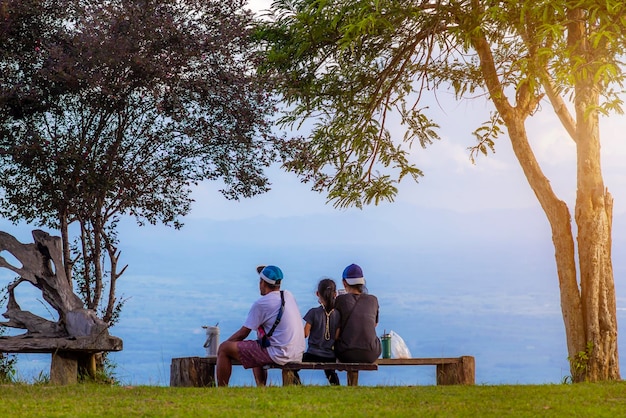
left=303, top=305, right=339, bottom=358
left=334, top=293, right=381, bottom=358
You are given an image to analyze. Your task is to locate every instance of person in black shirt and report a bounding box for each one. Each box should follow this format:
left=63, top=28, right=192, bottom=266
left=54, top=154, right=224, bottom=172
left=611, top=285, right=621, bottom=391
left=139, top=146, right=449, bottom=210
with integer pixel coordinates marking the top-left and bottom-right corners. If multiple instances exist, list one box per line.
left=334, top=264, right=381, bottom=363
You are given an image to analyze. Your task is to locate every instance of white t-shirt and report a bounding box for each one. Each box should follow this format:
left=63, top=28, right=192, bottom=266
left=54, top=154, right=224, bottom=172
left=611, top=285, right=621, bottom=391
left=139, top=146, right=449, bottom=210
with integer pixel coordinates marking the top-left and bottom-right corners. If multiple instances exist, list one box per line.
left=243, top=290, right=305, bottom=365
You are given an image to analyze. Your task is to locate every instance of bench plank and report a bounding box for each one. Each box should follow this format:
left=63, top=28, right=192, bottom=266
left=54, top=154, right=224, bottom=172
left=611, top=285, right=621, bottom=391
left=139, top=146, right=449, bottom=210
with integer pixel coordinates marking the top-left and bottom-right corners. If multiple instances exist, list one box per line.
left=377, top=358, right=461, bottom=366
left=277, top=362, right=378, bottom=371
left=377, top=356, right=475, bottom=385
left=0, top=335, right=123, bottom=353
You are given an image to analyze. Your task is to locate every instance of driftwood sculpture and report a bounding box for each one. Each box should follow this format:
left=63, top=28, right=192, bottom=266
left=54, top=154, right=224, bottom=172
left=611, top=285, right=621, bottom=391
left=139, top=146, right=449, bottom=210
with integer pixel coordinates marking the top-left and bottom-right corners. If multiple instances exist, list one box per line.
left=0, top=229, right=122, bottom=384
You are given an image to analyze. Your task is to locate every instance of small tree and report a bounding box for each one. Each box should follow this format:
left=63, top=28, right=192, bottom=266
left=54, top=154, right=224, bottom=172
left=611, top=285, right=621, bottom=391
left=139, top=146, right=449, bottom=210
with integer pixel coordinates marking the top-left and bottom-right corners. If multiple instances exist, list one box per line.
left=0, top=0, right=284, bottom=327
left=0, top=286, right=16, bottom=383
left=259, top=0, right=625, bottom=381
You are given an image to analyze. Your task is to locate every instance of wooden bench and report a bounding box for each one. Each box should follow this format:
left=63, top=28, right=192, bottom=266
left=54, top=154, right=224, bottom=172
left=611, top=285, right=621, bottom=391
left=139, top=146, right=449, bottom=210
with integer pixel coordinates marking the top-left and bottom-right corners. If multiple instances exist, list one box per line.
left=0, top=229, right=123, bottom=385
left=170, top=355, right=474, bottom=387
left=0, top=335, right=123, bottom=385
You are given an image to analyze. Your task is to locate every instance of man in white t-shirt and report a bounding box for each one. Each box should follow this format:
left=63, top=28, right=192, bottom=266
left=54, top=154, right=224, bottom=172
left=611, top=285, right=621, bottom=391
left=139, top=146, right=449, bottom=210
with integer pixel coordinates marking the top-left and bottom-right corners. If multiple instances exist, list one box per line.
left=216, top=265, right=305, bottom=386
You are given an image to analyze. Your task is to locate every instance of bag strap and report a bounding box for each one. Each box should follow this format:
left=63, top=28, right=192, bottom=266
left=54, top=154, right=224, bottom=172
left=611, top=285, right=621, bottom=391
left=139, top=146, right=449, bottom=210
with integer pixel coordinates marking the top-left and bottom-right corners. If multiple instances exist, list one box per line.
left=266, top=291, right=285, bottom=338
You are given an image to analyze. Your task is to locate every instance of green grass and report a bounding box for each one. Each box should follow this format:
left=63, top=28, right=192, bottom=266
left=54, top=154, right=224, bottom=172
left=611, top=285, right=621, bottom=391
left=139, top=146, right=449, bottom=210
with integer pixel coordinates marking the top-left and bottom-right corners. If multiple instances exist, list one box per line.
left=0, top=383, right=625, bottom=417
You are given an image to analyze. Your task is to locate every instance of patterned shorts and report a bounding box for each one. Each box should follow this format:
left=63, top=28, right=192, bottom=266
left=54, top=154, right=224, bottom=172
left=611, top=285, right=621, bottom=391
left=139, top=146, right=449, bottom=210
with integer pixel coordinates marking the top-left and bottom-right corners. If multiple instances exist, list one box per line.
left=237, top=340, right=275, bottom=369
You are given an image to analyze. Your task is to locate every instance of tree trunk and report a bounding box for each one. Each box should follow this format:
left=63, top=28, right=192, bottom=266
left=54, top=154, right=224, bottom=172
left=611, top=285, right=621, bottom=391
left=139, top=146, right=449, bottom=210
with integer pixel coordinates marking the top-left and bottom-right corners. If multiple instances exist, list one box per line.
left=574, top=80, right=619, bottom=381
left=92, top=215, right=104, bottom=310
left=503, top=116, right=588, bottom=380
left=502, top=107, right=619, bottom=382
left=471, top=17, right=619, bottom=381
left=79, top=219, right=93, bottom=304
left=60, top=208, right=73, bottom=285
left=566, top=5, right=619, bottom=381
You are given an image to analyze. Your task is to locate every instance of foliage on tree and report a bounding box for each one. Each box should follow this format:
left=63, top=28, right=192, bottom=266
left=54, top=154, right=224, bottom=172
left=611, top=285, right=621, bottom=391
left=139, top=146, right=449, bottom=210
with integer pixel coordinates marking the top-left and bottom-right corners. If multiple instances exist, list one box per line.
left=258, top=0, right=626, bottom=381
left=0, top=0, right=285, bottom=326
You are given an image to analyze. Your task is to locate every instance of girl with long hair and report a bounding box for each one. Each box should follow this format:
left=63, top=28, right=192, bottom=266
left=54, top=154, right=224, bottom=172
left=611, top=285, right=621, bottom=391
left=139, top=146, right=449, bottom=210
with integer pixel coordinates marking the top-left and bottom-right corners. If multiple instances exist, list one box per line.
left=297, top=277, right=340, bottom=385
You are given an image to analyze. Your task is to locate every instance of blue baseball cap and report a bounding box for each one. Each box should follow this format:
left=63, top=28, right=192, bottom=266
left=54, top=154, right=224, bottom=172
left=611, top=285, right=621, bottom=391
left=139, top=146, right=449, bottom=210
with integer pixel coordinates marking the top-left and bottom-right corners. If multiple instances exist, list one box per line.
left=259, top=265, right=283, bottom=285
left=342, top=263, right=365, bottom=285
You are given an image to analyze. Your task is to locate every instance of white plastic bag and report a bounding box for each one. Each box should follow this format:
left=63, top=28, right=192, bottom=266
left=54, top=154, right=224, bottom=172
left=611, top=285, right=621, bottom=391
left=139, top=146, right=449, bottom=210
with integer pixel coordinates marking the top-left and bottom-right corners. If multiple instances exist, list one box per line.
left=389, top=330, right=412, bottom=359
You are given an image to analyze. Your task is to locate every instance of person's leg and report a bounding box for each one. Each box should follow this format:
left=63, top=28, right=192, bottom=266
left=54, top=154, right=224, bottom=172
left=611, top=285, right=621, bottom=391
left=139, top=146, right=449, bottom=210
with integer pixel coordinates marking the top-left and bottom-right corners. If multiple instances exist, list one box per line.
left=325, top=369, right=340, bottom=385
left=216, top=341, right=240, bottom=387
left=304, top=352, right=339, bottom=386
left=293, top=352, right=317, bottom=385
left=238, top=340, right=276, bottom=386
left=253, top=366, right=268, bottom=386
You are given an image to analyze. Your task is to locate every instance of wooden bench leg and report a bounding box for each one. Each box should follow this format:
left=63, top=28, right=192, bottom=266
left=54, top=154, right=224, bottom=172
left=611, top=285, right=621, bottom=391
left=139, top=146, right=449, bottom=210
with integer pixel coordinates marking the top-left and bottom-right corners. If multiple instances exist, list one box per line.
left=77, top=352, right=97, bottom=379
left=436, top=356, right=475, bottom=385
left=282, top=369, right=299, bottom=386
left=347, top=370, right=359, bottom=386
left=50, top=351, right=78, bottom=385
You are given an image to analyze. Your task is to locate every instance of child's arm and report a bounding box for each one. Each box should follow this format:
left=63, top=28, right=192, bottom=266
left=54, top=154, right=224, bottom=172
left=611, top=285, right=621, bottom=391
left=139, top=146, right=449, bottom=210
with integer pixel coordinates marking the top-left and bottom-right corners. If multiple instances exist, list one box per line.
left=303, top=308, right=315, bottom=338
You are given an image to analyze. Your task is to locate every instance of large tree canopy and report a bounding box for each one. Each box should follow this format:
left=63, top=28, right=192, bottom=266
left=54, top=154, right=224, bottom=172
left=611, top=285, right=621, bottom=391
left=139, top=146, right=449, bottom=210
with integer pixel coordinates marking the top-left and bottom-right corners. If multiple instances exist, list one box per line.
left=0, top=0, right=285, bottom=326
left=259, top=0, right=626, bottom=381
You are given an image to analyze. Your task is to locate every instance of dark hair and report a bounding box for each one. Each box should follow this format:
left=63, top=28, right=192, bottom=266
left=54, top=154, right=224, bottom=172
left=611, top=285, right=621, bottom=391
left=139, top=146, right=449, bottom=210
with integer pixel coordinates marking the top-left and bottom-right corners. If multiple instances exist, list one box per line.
left=343, top=280, right=367, bottom=294
left=266, top=281, right=280, bottom=291
left=318, top=278, right=336, bottom=313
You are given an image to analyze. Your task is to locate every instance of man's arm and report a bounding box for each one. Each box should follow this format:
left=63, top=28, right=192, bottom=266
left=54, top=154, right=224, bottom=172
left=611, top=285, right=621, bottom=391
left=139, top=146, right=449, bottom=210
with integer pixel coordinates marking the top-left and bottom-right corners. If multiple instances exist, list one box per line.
left=226, top=326, right=252, bottom=342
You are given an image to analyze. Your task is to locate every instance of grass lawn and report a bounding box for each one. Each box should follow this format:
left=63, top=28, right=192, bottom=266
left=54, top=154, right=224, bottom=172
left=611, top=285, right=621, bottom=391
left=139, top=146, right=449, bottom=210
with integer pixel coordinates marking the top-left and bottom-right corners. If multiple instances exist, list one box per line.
left=0, top=382, right=625, bottom=417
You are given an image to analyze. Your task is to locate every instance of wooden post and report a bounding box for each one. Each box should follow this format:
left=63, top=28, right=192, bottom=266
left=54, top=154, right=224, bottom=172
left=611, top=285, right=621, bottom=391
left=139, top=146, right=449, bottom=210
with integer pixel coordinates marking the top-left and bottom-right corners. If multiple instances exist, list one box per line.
left=77, top=352, right=97, bottom=379
left=282, top=369, right=299, bottom=385
left=170, top=357, right=216, bottom=387
left=50, top=351, right=78, bottom=385
left=347, top=370, right=359, bottom=386
left=436, top=356, right=475, bottom=385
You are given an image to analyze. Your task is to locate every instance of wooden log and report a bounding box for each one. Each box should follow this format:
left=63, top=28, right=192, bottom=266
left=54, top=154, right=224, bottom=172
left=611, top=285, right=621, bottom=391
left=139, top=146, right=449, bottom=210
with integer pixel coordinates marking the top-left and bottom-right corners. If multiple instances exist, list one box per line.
left=0, top=335, right=123, bottom=353
left=436, top=356, right=475, bottom=385
left=50, top=351, right=78, bottom=385
left=0, top=230, right=111, bottom=340
left=170, top=357, right=216, bottom=387
left=77, top=352, right=98, bottom=379
left=282, top=369, right=298, bottom=386
left=347, top=370, right=359, bottom=386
